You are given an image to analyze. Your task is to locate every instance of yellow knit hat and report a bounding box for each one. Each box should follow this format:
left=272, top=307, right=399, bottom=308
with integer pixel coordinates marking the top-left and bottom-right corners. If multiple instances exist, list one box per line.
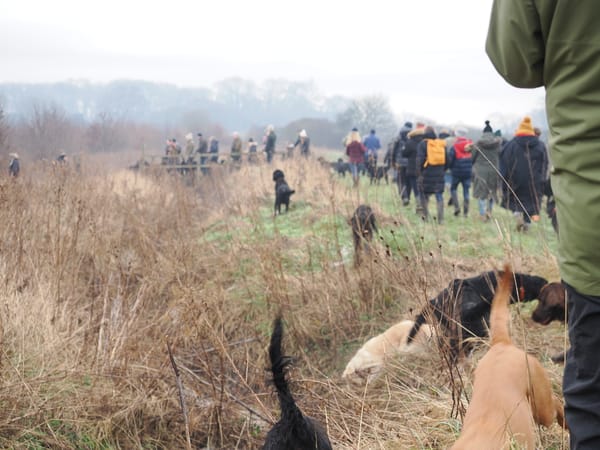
left=516, top=116, right=535, bottom=136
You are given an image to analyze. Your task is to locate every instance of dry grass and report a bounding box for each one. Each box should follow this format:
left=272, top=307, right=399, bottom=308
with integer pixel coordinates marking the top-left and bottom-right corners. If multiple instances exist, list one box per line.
left=0, top=152, right=568, bottom=449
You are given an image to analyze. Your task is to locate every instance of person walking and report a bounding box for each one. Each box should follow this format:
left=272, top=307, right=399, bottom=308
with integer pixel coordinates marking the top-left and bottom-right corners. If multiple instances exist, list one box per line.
left=294, top=129, right=310, bottom=158
left=363, top=129, right=381, bottom=178
left=264, top=125, right=277, bottom=164
left=447, top=129, right=473, bottom=217
left=499, top=116, right=548, bottom=232
left=416, top=126, right=447, bottom=224
left=8, top=153, right=20, bottom=177
left=471, top=120, right=502, bottom=222
left=392, top=122, right=413, bottom=204
left=403, top=123, right=426, bottom=212
left=346, top=128, right=367, bottom=187
left=230, top=132, right=242, bottom=163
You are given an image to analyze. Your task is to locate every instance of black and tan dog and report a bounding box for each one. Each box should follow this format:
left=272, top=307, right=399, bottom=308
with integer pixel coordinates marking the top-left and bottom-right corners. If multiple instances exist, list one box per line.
left=407, top=270, right=548, bottom=360
left=262, top=316, right=332, bottom=450
left=272, top=169, right=295, bottom=215
left=350, top=205, right=377, bottom=267
left=451, top=267, right=566, bottom=449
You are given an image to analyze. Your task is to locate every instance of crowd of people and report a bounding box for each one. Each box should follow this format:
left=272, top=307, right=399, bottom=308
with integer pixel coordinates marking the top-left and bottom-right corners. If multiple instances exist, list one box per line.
left=343, top=117, right=552, bottom=230
left=160, top=125, right=310, bottom=170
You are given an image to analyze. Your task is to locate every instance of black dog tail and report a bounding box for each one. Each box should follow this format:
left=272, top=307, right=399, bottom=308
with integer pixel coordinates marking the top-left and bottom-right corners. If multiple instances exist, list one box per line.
left=269, top=316, right=305, bottom=426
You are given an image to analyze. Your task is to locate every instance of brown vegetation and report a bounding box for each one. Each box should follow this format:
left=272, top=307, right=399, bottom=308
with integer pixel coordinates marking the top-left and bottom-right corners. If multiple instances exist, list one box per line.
left=0, top=154, right=567, bottom=449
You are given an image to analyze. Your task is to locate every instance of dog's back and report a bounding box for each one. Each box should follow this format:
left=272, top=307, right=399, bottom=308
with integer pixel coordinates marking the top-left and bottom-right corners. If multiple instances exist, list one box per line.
left=342, top=320, right=435, bottom=384
left=406, top=271, right=548, bottom=358
left=262, top=317, right=332, bottom=450
left=451, top=267, right=566, bottom=450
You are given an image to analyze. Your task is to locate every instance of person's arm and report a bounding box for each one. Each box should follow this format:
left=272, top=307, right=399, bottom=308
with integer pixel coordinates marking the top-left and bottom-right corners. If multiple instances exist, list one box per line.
left=485, top=0, right=545, bottom=88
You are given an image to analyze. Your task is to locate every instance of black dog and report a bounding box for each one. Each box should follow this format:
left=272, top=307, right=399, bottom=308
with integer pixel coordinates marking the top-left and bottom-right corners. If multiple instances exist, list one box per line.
left=350, top=205, right=377, bottom=267
left=407, top=270, right=548, bottom=360
left=262, top=316, right=332, bottom=450
left=334, top=158, right=350, bottom=177
left=272, top=169, right=295, bottom=215
left=369, top=165, right=389, bottom=185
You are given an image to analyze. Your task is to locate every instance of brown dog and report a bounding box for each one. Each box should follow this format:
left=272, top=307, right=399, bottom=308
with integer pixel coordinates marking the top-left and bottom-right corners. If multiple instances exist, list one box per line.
left=531, top=282, right=566, bottom=325
left=531, top=282, right=568, bottom=363
left=451, top=267, right=566, bottom=450
left=342, top=320, right=435, bottom=384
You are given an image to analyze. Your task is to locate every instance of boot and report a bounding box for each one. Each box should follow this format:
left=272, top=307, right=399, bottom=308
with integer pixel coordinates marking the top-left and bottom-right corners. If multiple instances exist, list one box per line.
left=437, top=198, right=444, bottom=224
left=419, top=195, right=429, bottom=221
left=463, top=199, right=469, bottom=217
left=451, top=191, right=460, bottom=216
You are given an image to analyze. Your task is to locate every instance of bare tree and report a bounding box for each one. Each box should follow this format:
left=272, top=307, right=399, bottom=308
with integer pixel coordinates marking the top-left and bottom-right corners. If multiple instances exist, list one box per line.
left=86, top=112, right=125, bottom=153
left=336, top=95, right=398, bottom=142
left=23, top=103, right=72, bottom=160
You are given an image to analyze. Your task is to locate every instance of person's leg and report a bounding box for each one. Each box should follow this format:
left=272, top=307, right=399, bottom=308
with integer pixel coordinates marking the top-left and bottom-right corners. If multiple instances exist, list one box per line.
left=350, top=163, right=359, bottom=187
left=451, top=176, right=460, bottom=215
left=478, top=198, right=487, bottom=219
left=407, top=175, right=416, bottom=204
left=420, top=193, right=430, bottom=220
left=435, top=191, right=444, bottom=224
left=563, top=283, right=600, bottom=450
left=463, top=176, right=471, bottom=216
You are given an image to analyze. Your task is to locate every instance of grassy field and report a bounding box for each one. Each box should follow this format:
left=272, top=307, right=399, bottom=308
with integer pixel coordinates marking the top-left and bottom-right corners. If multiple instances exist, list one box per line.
left=0, top=151, right=568, bottom=449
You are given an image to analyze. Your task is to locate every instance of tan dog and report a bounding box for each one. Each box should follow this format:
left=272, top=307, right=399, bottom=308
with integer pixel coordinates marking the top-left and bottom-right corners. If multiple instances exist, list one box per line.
left=342, top=319, right=435, bottom=384
left=451, top=267, right=566, bottom=450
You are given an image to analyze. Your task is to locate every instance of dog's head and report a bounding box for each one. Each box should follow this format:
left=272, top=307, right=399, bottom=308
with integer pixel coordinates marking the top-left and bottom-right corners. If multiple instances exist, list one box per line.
left=513, top=273, right=548, bottom=302
left=531, top=282, right=566, bottom=325
left=272, top=169, right=285, bottom=182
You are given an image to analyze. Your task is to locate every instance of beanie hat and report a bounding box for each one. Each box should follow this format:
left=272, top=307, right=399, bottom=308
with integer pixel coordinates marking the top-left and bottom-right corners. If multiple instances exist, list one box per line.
left=494, top=129, right=502, bottom=137
left=455, top=127, right=468, bottom=137
left=483, top=120, right=493, bottom=133
left=516, top=116, right=535, bottom=136
left=404, top=121, right=413, bottom=129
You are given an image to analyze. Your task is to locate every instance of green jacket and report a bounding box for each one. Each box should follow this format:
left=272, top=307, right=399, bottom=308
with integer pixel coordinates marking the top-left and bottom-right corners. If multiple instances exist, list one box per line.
left=486, top=0, right=600, bottom=295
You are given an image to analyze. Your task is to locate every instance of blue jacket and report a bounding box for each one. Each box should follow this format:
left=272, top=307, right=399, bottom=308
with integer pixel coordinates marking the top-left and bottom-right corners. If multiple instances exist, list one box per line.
left=363, top=133, right=381, bottom=157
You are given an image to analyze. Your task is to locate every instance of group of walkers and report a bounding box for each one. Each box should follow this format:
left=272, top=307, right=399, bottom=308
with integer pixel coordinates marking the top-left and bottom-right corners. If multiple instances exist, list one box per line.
left=345, top=116, right=552, bottom=231
left=161, top=125, right=310, bottom=170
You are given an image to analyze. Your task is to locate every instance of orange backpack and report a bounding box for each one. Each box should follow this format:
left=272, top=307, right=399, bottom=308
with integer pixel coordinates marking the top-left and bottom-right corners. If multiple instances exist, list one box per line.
left=424, top=139, right=447, bottom=167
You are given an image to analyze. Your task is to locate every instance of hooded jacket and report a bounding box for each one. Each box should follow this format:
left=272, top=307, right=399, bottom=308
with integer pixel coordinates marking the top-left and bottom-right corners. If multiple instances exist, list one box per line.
left=402, top=128, right=425, bottom=176
left=472, top=132, right=502, bottom=200
left=487, top=1, right=600, bottom=293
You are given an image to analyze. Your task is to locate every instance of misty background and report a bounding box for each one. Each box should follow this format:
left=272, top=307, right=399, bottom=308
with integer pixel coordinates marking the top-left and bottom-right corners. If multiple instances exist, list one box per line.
left=0, top=77, right=548, bottom=162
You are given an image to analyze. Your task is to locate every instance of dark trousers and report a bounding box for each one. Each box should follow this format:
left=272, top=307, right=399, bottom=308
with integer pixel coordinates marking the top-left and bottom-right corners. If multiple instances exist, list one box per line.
left=396, top=166, right=407, bottom=198
left=564, top=282, right=600, bottom=449
left=404, top=175, right=418, bottom=203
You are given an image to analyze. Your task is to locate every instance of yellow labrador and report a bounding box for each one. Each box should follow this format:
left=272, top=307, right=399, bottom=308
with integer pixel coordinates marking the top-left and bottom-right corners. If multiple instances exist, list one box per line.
left=342, top=319, right=435, bottom=384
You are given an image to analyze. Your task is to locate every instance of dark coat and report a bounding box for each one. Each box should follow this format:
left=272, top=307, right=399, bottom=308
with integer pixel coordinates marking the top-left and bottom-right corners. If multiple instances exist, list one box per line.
left=500, top=135, right=548, bottom=216
left=392, top=130, right=409, bottom=167
left=265, top=131, right=277, bottom=154
left=402, top=129, right=424, bottom=176
left=416, top=130, right=446, bottom=194
left=448, top=137, right=473, bottom=179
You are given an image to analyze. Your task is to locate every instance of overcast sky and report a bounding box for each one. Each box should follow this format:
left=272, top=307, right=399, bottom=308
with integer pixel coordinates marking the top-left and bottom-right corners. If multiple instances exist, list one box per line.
left=0, top=0, right=545, bottom=127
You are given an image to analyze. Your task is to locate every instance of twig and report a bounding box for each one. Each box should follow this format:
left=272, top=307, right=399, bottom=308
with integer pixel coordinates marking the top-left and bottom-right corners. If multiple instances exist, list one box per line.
left=167, top=337, right=192, bottom=450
